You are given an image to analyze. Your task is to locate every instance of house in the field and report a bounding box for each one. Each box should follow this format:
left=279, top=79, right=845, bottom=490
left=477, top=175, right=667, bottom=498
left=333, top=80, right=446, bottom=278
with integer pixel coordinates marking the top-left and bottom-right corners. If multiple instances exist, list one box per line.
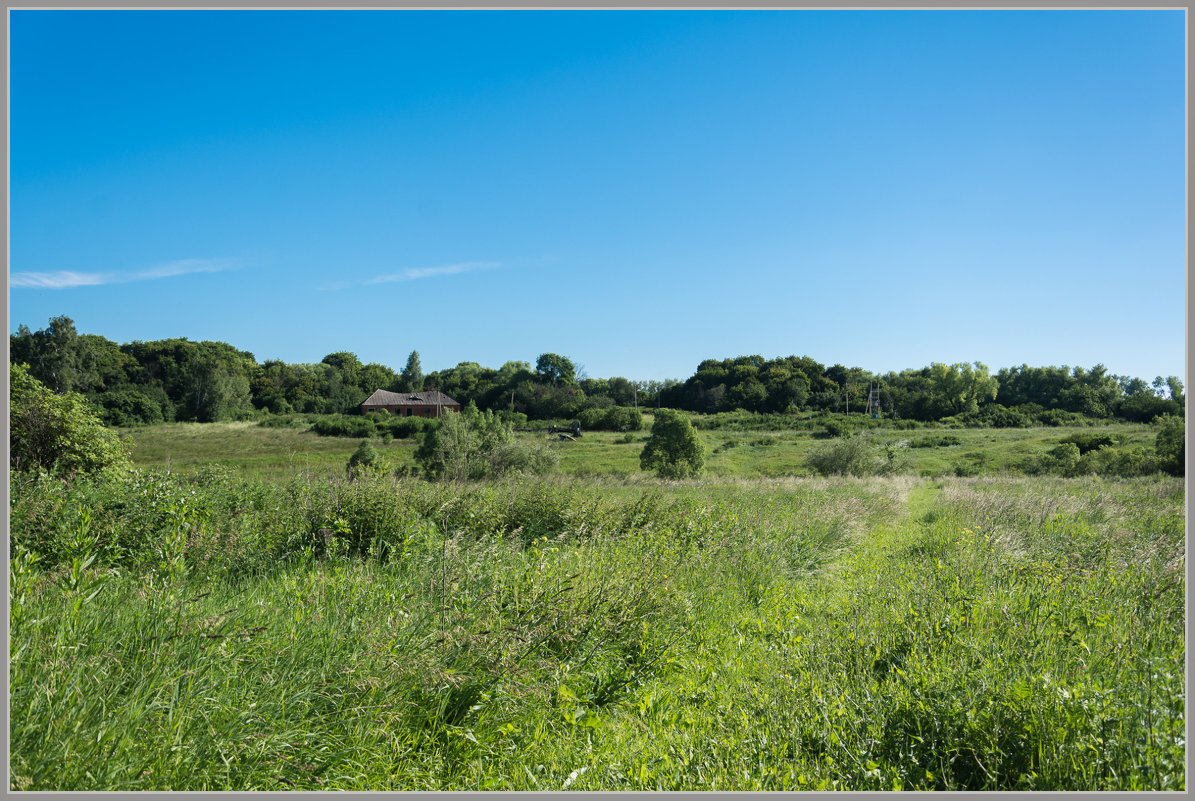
left=359, top=389, right=461, bottom=418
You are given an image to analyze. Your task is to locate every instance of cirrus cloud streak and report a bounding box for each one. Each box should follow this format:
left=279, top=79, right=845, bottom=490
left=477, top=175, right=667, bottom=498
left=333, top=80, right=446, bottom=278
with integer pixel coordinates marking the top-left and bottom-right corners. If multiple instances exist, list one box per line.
left=365, top=261, right=499, bottom=285
left=11, top=258, right=242, bottom=289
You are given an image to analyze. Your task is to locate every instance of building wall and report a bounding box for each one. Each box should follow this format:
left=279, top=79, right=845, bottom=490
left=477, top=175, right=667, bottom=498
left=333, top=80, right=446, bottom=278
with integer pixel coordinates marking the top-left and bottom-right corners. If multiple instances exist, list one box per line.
left=360, top=403, right=461, bottom=418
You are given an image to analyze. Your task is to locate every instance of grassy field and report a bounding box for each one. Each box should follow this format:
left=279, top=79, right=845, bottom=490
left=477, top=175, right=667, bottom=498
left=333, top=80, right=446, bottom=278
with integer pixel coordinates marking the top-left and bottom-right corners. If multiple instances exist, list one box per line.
left=117, top=417, right=1163, bottom=481
left=9, top=438, right=1186, bottom=791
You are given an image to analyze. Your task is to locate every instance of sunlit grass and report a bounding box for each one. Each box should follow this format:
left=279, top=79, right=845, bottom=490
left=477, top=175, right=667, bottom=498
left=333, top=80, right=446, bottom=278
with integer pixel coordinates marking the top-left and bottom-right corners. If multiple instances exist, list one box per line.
left=10, top=468, right=1183, bottom=791
left=119, top=419, right=1163, bottom=482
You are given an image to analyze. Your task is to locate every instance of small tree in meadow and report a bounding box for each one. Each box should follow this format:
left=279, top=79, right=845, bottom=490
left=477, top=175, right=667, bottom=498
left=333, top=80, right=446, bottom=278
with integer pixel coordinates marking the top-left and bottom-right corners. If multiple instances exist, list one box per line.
left=346, top=439, right=385, bottom=479
left=640, top=409, right=705, bottom=479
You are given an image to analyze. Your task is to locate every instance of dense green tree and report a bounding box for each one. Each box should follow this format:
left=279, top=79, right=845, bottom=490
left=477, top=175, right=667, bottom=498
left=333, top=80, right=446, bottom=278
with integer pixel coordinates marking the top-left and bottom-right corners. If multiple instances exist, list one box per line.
left=359, top=362, right=398, bottom=396
left=90, top=387, right=166, bottom=426
left=321, top=352, right=363, bottom=385
left=1119, top=392, right=1180, bottom=423
left=640, top=409, right=705, bottom=479
left=121, top=338, right=257, bottom=421
left=923, top=362, right=999, bottom=418
left=10, top=315, right=88, bottom=393
left=400, top=350, right=423, bottom=392
left=535, top=353, right=576, bottom=386
left=9, top=362, right=131, bottom=478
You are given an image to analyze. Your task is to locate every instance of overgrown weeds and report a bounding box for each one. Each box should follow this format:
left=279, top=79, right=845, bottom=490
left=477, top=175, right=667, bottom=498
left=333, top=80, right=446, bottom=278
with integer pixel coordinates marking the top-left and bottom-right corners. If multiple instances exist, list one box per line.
left=8, top=472, right=1184, bottom=790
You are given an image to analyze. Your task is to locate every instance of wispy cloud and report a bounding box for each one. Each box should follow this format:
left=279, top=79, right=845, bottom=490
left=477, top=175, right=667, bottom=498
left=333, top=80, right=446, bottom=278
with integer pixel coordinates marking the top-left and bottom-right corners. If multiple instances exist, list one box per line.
left=11, top=258, right=242, bottom=289
left=9, top=271, right=109, bottom=289
left=365, top=261, right=499, bottom=285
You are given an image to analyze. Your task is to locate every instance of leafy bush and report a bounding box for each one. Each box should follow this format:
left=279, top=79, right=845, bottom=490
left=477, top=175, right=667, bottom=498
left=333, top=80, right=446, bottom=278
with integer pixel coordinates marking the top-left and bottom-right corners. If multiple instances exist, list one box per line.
left=310, top=414, right=377, bottom=438
left=959, top=403, right=1030, bottom=428
left=347, top=439, right=386, bottom=479
left=1119, top=392, right=1180, bottom=423
left=577, top=407, right=607, bottom=430
left=818, top=419, right=852, bottom=438
left=640, top=409, right=705, bottom=479
left=1058, top=432, right=1114, bottom=454
left=416, top=406, right=552, bottom=481
left=605, top=406, right=644, bottom=432
left=579, top=406, right=644, bottom=432
left=1034, top=442, right=1081, bottom=475
left=910, top=434, right=962, bottom=448
left=805, top=436, right=906, bottom=477
left=1075, top=445, right=1158, bottom=478
left=9, top=363, right=132, bottom=479
left=382, top=416, right=431, bottom=439
left=1154, top=415, right=1184, bottom=476
left=88, top=387, right=166, bottom=426
left=487, top=440, right=559, bottom=477
left=268, top=397, right=294, bottom=415
left=1035, top=409, right=1090, bottom=427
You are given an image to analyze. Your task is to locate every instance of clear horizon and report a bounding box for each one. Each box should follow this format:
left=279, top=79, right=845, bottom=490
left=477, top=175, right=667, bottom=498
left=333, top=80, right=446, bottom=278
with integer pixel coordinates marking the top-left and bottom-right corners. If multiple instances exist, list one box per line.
left=8, top=9, right=1186, bottom=385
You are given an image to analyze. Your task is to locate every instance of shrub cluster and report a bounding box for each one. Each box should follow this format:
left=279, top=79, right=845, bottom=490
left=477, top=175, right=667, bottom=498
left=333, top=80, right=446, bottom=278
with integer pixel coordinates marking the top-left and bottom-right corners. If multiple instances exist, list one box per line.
left=415, top=405, right=557, bottom=481
left=910, top=434, right=962, bottom=448
left=805, top=436, right=908, bottom=477
left=576, top=405, right=644, bottom=432
left=310, top=413, right=434, bottom=439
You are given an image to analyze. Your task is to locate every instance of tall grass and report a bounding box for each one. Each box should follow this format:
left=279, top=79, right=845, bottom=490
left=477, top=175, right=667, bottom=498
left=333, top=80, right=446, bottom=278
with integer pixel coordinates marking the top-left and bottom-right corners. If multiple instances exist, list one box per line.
left=9, top=470, right=1185, bottom=790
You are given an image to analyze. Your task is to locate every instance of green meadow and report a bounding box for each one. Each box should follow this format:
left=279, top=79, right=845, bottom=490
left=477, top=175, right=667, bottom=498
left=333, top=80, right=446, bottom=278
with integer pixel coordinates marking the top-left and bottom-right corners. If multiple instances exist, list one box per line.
left=116, top=415, right=1163, bottom=482
left=9, top=417, right=1186, bottom=791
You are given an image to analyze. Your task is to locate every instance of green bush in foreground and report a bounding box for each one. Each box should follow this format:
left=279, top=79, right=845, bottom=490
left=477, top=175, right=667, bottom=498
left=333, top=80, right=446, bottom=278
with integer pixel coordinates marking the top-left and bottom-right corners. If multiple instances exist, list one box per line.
left=9, top=362, right=132, bottom=479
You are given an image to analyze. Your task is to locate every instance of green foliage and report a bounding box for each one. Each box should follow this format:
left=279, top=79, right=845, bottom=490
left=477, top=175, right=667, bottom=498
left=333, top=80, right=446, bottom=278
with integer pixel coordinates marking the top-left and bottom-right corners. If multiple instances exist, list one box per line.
left=819, top=419, right=852, bottom=438
left=805, top=435, right=907, bottom=477
left=1073, top=444, right=1158, bottom=478
left=957, top=403, right=1030, bottom=428
left=1036, top=408, right=1091, bottom=427
left=9, top=362, right=132, bottom=479
left=578, top=405, right=643, bottom=432
left=310, top=414, right=378, bottom=438
left=415, top=406, right=555, bottom=481
left=12, top=316, right=1182, bottom=430
left=88, top=387, right=166, bottom=426
left=1035, top=442, right=1082, bottom=476
left=1154, top=415, right=1184, bottom=476
left=400, top=350, right=423, bottom=392
left=535, top=352, right=576, bottom=385
left=910, top=434, right=961, bottom=448
left=346, top=439, right=383, bottom=479
left=639, top=409, right=705, bottom=478
left=382, top=415, right=431, bottom=439
left=1058, top=432, right=1114, bottom=454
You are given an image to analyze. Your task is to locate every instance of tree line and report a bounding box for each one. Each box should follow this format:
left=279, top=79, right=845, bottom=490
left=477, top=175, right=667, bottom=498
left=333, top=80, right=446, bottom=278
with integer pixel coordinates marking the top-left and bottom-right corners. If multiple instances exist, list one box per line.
left=9, top=316, right=1185, bottom=427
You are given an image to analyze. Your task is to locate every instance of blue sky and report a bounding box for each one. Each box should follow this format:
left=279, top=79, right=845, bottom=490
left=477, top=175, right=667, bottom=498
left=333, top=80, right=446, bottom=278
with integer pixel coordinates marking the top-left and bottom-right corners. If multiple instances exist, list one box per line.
left=9, top=9, right=1186, bottom=384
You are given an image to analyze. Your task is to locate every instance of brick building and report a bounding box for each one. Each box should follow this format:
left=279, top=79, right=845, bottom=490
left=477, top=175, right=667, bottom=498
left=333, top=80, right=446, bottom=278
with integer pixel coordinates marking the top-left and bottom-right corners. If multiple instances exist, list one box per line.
left=358, top=389, right=461, bottom=417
